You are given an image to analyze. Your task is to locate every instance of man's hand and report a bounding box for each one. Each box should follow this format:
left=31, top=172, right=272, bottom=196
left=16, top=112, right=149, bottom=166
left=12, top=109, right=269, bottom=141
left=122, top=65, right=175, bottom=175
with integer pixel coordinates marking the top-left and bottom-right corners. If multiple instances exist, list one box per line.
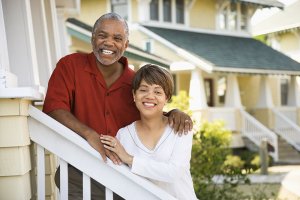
left=85, top=131, right=107, bottom=162
left=167, top=109, right=193, bottom=135
left=47, top=109, right=111, bottom=163
left=104, top=148, right=122, bottom=165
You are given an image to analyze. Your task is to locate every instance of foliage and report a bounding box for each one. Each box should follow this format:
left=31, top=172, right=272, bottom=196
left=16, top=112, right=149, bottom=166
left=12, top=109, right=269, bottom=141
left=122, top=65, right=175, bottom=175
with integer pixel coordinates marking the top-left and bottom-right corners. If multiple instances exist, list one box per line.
left=167, top=92, right=275, bottom=199
left=191, top=120, right=251, bottom=200
left=166, top=91, right=192, bottom=116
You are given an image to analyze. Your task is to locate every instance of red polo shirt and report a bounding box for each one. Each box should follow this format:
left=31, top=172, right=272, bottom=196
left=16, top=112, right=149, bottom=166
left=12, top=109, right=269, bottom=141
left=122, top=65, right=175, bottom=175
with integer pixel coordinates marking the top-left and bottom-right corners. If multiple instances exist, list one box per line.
left=43, top=52, right=140, bottom=136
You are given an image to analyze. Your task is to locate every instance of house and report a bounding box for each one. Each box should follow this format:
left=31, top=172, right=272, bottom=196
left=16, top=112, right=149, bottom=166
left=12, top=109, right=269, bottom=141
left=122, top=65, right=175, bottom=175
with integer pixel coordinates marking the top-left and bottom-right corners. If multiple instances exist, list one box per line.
left=1, top=0, right=300, bottom=199
left=252, top=0, right=300, bottom=63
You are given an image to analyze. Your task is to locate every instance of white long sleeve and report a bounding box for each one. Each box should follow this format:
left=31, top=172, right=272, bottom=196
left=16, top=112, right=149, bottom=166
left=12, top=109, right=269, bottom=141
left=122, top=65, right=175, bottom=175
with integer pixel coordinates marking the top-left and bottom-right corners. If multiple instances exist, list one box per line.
left=116, top=122, right=197, bottom=200
left=130, top=131, right=192, bottom=182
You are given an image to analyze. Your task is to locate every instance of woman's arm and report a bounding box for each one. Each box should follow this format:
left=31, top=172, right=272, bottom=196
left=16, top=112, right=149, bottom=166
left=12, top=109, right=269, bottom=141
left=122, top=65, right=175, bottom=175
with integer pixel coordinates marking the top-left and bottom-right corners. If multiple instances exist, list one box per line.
left=101, top=131, right=193, bottom=183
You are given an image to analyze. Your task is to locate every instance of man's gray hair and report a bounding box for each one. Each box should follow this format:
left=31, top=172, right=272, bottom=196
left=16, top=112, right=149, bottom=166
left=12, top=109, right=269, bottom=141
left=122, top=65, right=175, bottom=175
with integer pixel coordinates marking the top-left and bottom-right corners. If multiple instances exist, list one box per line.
left=92, top=13, right=129, bottom=38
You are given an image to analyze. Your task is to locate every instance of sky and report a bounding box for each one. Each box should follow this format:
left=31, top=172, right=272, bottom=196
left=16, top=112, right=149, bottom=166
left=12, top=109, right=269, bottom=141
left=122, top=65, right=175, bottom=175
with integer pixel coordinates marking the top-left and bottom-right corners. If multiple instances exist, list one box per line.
left=251, top=0, right=298, bottom=25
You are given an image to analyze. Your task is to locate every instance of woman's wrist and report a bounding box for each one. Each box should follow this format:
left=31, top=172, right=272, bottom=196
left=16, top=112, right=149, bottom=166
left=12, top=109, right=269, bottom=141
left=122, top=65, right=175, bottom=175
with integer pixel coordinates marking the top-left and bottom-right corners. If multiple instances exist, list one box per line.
left=125, top=155, right=133, bottom=165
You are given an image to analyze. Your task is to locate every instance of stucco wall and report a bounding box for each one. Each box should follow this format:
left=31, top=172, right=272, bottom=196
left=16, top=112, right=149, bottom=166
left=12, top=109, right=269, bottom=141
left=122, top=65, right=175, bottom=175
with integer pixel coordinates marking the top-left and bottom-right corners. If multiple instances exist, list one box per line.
left=189, top=0, right=216, bottom=29
left=79, top=0, right=108, bottom=25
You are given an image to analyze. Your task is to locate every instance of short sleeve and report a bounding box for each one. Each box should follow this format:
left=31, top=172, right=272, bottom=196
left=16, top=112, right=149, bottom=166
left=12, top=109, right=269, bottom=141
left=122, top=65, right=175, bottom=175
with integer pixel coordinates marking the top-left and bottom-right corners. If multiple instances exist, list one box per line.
left=43, top=57, right=75, bottom=114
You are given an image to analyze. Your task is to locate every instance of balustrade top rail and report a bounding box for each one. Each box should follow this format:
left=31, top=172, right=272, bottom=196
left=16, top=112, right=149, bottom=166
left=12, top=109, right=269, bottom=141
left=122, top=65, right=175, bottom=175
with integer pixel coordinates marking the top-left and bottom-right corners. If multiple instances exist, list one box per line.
left=28, top=105, right=177, bottom=200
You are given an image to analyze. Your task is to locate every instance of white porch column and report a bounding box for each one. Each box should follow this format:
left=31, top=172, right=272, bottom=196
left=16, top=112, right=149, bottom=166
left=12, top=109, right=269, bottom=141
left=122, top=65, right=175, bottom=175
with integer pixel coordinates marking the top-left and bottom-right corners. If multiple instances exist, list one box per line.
left=189, top=69, right=207, bottom=110
left=287, top=76, right=300, bottom=106
left=225, top=74, right=242, bottom=107
left=2, top=0, right=40, bottom=87
left=137, top=0, right=151, bottom=22
left=0, top=0, right=12, bottom=88
left=44, top=0, right=62, bottom=66
left=256, top=76, right=274, bottom=108
left=30, top=0, right=53, bottom=88
left=56, top=8, right=70, bottom=57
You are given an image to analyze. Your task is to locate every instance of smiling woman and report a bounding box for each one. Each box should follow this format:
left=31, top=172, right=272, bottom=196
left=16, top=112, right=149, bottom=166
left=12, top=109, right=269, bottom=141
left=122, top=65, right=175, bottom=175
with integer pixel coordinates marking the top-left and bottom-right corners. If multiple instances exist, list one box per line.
left=101, top=64, right=198, bottom=200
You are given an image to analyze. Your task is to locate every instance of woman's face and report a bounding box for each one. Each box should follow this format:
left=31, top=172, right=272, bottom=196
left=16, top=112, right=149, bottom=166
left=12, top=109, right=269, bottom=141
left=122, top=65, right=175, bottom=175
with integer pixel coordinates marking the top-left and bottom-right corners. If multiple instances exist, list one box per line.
left=133, top=80, right=168, bottom=117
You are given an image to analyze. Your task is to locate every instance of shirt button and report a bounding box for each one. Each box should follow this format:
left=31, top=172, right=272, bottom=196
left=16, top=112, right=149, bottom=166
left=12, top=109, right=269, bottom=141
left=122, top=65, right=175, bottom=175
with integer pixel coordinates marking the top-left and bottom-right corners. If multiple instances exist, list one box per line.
left=108, top=130, right=111, bottom=134
left=106, top=92, right=110, bottom=96
left=106, top=111, right=110, bottom=116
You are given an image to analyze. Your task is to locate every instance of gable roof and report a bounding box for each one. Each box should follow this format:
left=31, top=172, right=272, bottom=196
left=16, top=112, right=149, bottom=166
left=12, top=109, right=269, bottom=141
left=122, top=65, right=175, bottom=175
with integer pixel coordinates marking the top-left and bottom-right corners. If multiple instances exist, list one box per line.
left=143, top=26, right=300, bottom=75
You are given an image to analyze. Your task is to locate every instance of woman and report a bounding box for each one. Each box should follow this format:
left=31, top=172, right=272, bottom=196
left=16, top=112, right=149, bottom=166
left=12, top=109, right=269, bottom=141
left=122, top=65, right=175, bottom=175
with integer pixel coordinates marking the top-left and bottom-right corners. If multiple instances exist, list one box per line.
left=100, top=64, right=197, bottom=200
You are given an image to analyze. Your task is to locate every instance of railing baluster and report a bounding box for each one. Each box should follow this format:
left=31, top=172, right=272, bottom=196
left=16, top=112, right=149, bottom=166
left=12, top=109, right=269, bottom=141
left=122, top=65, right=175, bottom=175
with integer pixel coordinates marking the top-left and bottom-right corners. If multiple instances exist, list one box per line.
left=37, top=144, right=45, bottom=200
left=83, top=173, right=91, bottom=200
left=106, top=187, right=113, bottom=200
left=60, top=159, right=68, bottom=200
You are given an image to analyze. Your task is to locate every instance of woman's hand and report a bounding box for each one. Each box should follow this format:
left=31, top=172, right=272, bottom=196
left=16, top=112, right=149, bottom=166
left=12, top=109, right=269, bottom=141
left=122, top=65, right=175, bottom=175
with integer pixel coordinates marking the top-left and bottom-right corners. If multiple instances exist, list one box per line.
left=100, top=135, right=133, bottom=165
left=167, top=109, right=193, bottom=135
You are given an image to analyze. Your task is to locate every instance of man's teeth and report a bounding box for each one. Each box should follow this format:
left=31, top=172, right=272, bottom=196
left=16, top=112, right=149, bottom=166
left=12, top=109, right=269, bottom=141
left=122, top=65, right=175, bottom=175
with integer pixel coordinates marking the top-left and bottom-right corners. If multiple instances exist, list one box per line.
left=144, top=102, right=155, bottom=107
left=102, top=49, right=113, bottom=55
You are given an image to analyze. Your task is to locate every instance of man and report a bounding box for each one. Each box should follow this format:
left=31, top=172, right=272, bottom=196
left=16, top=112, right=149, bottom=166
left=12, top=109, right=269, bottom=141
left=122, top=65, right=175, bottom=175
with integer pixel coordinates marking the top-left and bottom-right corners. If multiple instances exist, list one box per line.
left=43, top=13, right=192, bottom=199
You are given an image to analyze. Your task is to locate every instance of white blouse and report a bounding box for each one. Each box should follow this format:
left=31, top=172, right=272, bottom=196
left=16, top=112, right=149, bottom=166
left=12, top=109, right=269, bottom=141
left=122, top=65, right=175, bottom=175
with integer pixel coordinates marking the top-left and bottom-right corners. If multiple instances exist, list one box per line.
left=116, top=122, right=198, bottom=200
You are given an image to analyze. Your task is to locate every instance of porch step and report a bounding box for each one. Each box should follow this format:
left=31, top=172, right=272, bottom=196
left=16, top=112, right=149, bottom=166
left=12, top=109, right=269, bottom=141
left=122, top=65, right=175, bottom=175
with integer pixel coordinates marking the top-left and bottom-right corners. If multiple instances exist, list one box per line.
left=277, top=136, right=300, bottom=164
left=242, top=136, right=300, bottom=164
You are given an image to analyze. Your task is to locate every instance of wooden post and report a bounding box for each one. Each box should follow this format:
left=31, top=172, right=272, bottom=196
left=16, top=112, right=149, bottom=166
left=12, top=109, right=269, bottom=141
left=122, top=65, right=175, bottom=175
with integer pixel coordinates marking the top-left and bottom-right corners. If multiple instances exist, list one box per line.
left=259, top=138, right=269, bottom=175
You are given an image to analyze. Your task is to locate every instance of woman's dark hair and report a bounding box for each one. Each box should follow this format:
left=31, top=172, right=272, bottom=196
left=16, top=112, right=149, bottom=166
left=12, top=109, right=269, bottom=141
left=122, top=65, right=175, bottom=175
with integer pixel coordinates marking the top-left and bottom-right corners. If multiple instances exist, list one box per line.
left=132, top=64, right=174, bottom=101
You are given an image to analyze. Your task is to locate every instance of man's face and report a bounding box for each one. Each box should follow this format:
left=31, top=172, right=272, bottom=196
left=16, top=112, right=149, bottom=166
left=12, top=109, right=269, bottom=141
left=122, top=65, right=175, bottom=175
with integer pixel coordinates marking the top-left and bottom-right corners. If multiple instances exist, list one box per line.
left=92, top=19, right=128, bottom=66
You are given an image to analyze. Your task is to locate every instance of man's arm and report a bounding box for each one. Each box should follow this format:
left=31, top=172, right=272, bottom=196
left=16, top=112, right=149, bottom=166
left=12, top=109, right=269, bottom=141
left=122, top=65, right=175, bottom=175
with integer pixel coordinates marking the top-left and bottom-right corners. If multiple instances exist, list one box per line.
left=48, top=109, right=121, bottom=164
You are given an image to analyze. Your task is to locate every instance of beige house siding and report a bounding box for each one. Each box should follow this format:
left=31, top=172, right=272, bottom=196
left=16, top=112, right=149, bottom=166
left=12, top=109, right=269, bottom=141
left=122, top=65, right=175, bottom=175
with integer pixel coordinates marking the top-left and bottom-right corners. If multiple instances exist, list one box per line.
left=177, top=72, right=191, bottom=93
left=70, top=36, right=92, bottom=53
left=190, top=0, right=216, bottom=29
left=131, top=0, right=139, bottom=22
left=0, top=99, right=56, bottom=200
left=280, top=32, right=300, bottom=52
left=0, top=99, right=32, bottom=199
left=79, top=0, right=108, bottom=25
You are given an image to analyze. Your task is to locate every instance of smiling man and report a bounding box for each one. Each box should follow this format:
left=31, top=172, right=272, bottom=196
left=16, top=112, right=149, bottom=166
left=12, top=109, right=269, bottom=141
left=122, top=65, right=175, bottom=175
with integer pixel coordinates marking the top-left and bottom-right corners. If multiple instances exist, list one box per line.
left=43, top=13, right=192, bottom=199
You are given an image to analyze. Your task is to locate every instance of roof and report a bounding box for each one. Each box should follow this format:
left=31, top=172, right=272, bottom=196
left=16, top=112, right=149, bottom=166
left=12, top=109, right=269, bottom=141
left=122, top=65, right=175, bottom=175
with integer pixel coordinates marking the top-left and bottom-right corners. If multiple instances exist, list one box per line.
left=252, top=0, right=300, bottom=35
left=239, top=0, right=284, bottom=9
left=143, top=26, right=300, bottom=74
left=66, top=18, right=171, bottom=68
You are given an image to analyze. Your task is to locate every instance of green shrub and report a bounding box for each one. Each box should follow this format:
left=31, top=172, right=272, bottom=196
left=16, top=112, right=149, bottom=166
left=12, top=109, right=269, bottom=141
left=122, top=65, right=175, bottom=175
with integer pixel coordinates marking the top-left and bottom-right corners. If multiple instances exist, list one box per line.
left=166, top=91, right=192, bottom=116
left=191, top=120, right=250, bottom=200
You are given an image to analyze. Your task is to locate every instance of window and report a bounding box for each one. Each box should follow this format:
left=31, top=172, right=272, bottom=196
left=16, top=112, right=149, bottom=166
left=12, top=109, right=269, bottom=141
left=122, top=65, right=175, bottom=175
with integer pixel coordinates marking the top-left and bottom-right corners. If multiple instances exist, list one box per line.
left=218, top=2, right=248, bottom=31
left=240, top=3, right=247, bottom=30
left=111, top=0, right=128, bottom=20
left=176, top=0, right=184, bottom=24
left=150, top=0, right=159, bottom=21
left=144, top=40, right=153, bottom=53
left=217, top=76, right=226, bottom=105
left=281, top=78, right=288, bottom=106
left=149, top=0, right=185, bottom=24
left=163, top=0, right=172, bottom=22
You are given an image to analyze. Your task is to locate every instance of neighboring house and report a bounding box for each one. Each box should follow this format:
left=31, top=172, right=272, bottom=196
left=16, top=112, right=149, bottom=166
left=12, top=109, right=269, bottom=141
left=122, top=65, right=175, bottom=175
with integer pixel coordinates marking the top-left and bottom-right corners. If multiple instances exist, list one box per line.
left=252, top=0, right=300, bottom=63
left=1, top=0, right=300, bottom=199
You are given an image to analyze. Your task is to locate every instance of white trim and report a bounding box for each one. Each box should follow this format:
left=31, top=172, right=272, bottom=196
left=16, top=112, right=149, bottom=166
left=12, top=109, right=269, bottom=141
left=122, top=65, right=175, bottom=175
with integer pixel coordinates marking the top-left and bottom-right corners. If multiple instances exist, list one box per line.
left=253, top=23, right=300, bottom=36
left=213, top=66, right=300, bottom=75
left=0, top=0, right=9, bottom=73
left=0, top=87, right=44, bottom=100
left=66, top=21, right=92, bottom=37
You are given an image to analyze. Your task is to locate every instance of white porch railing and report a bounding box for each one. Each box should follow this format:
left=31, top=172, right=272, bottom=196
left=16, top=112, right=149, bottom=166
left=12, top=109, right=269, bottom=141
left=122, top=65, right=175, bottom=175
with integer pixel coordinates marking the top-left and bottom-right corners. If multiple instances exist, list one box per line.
left=275, top=107, right=297, bottom=123
left=28, top=105, right=177, bottom=200
left=272, top=108, right=300, bottom=152
left=240, top=109, right=278, bottom=161
left=207, top=107, right=237, bottom=131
